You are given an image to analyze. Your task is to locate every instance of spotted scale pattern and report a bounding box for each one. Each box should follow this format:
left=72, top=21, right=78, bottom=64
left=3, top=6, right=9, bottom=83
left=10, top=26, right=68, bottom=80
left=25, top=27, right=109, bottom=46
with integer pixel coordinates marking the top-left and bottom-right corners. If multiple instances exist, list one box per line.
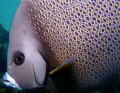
left=22, top=0, right=120, bottom=92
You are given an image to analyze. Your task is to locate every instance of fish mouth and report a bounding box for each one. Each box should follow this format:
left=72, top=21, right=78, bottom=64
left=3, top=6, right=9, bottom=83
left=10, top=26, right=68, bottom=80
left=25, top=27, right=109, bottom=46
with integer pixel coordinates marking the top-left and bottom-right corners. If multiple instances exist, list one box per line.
left=3, top=72, right=22, bottom=90
left=4, top=80, right=10, bottom=83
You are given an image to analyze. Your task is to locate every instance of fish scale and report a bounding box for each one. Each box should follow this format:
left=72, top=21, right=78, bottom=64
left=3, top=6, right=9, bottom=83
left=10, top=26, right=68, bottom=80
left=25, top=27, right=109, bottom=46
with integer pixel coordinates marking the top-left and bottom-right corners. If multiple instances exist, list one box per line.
left=22, top=0, right=120, bottom=92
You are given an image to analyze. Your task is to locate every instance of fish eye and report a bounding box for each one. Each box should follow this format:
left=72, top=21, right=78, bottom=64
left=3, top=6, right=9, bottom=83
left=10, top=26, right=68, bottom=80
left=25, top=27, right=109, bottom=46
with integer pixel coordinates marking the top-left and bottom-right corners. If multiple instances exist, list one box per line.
left=13, top=52, right=25, bottom=65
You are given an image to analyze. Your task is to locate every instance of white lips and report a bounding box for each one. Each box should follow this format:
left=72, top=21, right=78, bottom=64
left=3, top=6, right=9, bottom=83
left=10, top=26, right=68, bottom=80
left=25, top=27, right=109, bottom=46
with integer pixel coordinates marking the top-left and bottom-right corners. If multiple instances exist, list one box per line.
left=3, top=72, right=22, bottom=90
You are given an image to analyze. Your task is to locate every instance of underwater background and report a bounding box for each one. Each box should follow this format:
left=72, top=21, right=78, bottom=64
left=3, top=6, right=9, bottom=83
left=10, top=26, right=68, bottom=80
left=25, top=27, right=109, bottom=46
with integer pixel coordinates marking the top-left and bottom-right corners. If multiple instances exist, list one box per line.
left=0, top=0, right=120, bottom=93
left=0, top=0, right=21, bottom=93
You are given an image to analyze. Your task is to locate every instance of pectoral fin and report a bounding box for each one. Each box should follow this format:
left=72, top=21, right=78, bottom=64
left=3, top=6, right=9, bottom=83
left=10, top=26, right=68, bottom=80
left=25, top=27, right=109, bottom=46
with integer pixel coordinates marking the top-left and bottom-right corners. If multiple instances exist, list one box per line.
left=49, top=58, right=74, bottom=75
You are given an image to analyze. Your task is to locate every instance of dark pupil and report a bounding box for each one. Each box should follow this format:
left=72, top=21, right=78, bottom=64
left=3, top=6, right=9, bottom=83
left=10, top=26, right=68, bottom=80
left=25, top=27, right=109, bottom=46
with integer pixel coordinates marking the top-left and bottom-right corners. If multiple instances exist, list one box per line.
left=13, top=52, right=25, bottom=65
left=16, top=56, right=23, bottom=62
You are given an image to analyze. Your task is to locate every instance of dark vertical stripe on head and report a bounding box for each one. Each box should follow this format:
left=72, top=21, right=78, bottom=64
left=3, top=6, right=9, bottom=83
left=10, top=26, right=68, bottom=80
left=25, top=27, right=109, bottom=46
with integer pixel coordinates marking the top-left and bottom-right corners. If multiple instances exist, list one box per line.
left=38, top=50, right=50, bottom=85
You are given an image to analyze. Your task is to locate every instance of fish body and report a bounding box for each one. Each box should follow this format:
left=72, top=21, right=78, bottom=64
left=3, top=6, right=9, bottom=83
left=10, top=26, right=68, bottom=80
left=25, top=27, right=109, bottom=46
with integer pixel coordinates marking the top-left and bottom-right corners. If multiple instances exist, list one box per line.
left=3, top=0, right=120, bottom=93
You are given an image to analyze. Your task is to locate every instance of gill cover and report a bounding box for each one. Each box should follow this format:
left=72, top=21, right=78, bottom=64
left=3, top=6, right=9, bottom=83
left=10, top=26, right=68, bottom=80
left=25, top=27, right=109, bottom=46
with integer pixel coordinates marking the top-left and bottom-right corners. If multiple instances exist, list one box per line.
left=32, top=51, right=46, bottom=85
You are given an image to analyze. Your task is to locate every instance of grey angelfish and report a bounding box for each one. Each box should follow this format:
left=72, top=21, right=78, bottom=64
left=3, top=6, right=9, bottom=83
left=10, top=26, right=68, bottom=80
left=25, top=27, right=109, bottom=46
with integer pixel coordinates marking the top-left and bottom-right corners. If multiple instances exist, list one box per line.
left=3, top=0, right=120, bottom=93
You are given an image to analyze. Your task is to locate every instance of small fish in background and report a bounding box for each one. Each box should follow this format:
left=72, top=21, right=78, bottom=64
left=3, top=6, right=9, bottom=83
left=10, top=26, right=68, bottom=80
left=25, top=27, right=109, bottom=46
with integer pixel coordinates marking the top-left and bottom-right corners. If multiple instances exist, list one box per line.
left=2, top=0, right=120, bottom=93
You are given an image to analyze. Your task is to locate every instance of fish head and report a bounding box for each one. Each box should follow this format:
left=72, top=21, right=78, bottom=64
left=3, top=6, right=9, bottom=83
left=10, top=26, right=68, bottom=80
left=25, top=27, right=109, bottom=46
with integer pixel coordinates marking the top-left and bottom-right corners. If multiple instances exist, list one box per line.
left=3, top=1, right=47, bottom=90
left=3, top=48, right=47, bottom=90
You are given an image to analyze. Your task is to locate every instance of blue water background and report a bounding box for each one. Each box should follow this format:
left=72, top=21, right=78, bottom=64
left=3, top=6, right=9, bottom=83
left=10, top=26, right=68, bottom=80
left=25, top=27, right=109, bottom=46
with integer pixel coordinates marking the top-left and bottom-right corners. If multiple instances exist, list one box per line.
left=0, top=0, right=20, bottom=31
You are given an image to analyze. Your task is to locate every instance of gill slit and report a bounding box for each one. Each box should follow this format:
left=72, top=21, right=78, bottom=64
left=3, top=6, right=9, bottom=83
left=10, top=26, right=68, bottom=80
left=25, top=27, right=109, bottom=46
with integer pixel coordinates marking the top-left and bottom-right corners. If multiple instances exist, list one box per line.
left=32, top=63, right=41, bottom=85
left=38, top=50, right=49, bottom=85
